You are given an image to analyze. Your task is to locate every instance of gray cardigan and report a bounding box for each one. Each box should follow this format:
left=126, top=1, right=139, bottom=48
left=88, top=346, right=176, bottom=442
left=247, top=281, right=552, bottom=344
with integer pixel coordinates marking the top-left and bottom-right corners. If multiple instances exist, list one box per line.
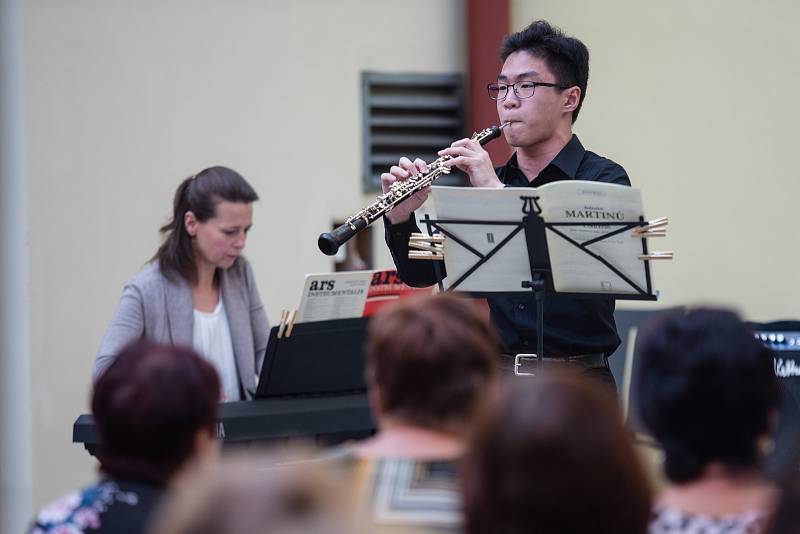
left=94, top=257, right=269, bottom=399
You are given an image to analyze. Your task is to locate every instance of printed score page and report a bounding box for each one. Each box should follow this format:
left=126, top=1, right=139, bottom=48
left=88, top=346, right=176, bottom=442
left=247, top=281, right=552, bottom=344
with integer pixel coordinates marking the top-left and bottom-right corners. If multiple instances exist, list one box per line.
left=537, top=181, right=650, bottom=294
left=296, top=271, right=372, bottom=323
left=431, top=184, right=653, bottom=295
left=431, top=186, right=533, bottom=292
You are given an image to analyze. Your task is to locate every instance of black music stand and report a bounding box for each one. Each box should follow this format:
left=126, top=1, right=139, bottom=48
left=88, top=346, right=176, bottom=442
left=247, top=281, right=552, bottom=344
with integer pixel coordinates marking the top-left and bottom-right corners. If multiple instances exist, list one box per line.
left=419, top=193, right=658, bottom=374
left=255, top=316, right=368, bottom=398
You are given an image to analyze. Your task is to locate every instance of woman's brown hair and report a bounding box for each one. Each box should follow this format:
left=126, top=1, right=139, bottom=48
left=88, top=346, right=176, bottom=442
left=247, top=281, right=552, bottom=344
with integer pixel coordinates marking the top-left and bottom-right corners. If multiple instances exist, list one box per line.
left=365, top=293, right=500, bottom=432
left=92, top=340, right=220, bottom=485
left=463, top=373, right=652, bottom=534
left=154, top=166, right=258, bottom=283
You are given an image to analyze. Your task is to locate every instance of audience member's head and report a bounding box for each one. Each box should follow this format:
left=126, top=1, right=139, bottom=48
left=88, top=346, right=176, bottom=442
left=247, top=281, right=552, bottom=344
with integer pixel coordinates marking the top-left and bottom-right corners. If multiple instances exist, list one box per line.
left=149, top=454, right=359, bottom=534
left=463, top=373, right=651, bottom=534
left=636, top=308, right=780, bottom=483
left=365, top=293, right=499, bottom=433
left=92, top=340, right=221, bottom=485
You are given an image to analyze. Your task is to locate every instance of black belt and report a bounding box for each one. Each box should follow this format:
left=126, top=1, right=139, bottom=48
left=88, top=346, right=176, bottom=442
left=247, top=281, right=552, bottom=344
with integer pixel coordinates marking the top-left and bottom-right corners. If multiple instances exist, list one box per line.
left=500, top=353, right=607, bottom=376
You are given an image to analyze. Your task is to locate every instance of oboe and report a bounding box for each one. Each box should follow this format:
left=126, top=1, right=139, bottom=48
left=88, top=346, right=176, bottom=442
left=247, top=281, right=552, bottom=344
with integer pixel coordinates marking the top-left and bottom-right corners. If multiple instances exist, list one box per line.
left=318, top=123, right=508, bottom=256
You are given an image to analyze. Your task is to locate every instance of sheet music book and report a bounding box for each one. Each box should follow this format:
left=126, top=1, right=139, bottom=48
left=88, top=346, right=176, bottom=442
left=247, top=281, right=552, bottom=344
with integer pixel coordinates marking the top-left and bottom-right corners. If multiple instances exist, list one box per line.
left=363, top=270, right=435, bottom=316
left=296, top=271, right=372, bottom=323
left=430, top=182, right=653, bottom=295
left=296, top=270, right=433, bottom=323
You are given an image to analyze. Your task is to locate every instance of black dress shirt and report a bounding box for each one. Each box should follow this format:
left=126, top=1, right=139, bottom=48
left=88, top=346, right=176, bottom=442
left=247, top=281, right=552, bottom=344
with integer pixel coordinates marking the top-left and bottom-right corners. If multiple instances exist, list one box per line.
left=384, top=135, right=631, bottom=357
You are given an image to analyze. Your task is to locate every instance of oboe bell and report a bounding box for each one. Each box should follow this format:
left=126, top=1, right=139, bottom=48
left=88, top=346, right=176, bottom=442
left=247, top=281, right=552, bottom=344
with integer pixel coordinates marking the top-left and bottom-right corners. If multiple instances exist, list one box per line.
left=317, top=123, right=507, bottom=256
left=318, top=218, right=367, bottom=256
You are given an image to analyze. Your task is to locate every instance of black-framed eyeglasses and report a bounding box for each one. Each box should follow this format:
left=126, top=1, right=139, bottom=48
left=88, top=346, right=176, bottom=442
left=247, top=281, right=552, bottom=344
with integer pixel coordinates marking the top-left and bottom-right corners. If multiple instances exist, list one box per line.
left=487, top=81, right=569, bottom=100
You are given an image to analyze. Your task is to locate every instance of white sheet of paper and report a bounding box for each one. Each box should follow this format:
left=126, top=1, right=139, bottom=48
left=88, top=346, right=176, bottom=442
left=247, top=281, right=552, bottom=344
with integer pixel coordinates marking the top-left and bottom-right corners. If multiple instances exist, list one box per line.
left=296, top=271, right=372, bottom=323
left=537, top=181, right=649, bottom=294
left=431, top=187, right=533, bottom=292
left=430, top=183, right=653, bottom=295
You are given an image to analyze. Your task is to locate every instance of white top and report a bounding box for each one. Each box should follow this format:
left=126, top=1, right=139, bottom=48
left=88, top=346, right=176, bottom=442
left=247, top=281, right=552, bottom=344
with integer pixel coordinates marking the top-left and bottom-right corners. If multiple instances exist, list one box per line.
left=192, top=299, right=240, bottom=402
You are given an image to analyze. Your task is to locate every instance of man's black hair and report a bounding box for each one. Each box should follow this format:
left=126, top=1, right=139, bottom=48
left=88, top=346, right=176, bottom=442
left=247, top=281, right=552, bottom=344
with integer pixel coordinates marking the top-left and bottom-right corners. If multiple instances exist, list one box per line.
left=500, top=20, right=590, bottom=123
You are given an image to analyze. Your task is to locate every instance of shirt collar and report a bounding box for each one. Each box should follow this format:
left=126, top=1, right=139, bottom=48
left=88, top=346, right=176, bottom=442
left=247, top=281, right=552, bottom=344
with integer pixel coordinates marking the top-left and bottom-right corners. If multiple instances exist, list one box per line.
left=504, top=134, right=586, bottom=182
left=548, top=134, right=585, bottom=179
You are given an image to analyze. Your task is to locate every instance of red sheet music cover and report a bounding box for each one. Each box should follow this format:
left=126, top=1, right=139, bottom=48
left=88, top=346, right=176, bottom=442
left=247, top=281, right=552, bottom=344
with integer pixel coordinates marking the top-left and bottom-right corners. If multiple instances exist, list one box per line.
left=362, top=270, right=434, bottom=316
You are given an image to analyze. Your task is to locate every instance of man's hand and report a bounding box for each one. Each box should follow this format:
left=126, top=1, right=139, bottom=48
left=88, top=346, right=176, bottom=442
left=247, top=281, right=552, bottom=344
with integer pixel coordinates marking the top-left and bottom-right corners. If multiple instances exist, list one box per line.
left=381, top=157, right=432, bottom=225
left=438, top=138, right=503, bottom=188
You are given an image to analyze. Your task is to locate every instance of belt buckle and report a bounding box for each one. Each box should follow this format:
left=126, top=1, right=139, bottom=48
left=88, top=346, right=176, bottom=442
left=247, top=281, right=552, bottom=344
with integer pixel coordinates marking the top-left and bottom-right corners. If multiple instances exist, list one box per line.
left=514, top=353, right=539, bottom=376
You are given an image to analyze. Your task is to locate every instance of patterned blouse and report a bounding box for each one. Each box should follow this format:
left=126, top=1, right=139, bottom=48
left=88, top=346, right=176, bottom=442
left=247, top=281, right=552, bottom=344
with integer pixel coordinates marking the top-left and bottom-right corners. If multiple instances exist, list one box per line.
left=29, top=477, right=164, bottom=534
left=325, top=451, right=463, bottom=534
left=649, top=506, right=769, bottom=534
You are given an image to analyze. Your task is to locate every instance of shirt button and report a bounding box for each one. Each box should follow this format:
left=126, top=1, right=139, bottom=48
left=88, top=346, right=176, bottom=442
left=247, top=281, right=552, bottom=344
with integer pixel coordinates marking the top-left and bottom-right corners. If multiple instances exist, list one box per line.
left=518, top=303, right=526, bottom=310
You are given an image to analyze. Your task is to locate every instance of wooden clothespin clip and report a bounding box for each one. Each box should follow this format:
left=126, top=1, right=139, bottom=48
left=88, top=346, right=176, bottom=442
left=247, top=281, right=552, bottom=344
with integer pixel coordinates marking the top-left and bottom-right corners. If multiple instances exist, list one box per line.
left=632, top=217, right=669, bottom=237
left=277, top=309, right=289, bottom=338
left=410, top=232, right=445, bottom=243
left=635, top=229, right=667, bottom=238
left=408, top=250, right=445, bottom=260
left=285, top=309, right=298, bottom=338
left=408, top=233, right=445, bottom=261
left=639, top=251, right=674, bottom=260
left=409, top=242, right=443, bottom=253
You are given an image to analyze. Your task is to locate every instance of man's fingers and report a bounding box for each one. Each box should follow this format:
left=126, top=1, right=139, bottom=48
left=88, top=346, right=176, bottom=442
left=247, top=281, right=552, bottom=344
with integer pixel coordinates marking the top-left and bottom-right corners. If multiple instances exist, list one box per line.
left=384, top=156, right=434, bottom=195
left=442, top=156, right=467, bottom=169
left=445, top=138, right=482, bottom=152
left=413, top=189, right=430, bottom=202
left=389, top=165, right=410, bottom=179
left=380, top=172, right=397, bottom=193
left=398, top=157, right=419, bottom=175
left=448, top=137, right=472, bottom=148
left=439, top=146, right=471, bottom=158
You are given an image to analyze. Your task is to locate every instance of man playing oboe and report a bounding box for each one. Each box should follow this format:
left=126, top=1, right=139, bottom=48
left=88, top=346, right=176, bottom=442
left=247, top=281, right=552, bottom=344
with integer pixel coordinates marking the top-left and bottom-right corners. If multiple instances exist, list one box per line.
left=383, top=20, right=630, bottom=388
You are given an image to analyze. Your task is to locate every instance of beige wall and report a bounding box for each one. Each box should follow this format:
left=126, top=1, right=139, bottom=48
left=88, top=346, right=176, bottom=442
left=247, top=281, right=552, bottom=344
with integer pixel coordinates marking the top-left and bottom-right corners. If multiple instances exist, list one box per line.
left=512, top=0, right=800, bottom=317
left=23, top=0, right=465, bottom=507
left=22, top=0, right=800, bottom=511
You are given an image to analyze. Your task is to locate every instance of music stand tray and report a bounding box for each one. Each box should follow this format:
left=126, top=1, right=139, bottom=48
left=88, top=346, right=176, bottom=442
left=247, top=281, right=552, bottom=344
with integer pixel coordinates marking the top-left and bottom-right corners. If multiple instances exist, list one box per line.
left=255, top=316, right=368, bottom=398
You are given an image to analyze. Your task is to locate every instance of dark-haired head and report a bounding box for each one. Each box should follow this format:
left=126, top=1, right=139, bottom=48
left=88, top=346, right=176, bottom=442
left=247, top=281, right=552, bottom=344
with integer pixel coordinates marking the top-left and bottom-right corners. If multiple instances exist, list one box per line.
left=463, top=374, right=651, bottom=534
left=500, top=20, right=589, bottom=122
left=365, top=294, right=499, bottom=433
left=155, top=166, right=258, bottom=283
left=636, top=308, right=780, bottom=483
left=92, top=341, right=221, bottom=485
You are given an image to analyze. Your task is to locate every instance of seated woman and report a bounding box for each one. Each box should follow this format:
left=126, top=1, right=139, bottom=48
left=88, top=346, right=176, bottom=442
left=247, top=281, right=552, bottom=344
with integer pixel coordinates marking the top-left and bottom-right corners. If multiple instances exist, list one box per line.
left=462, top=373, right=652, bottom=534
left=94, top=166, right=268, bottom=401
left=636, top=308, right=780, bottom=533
left=30, top=341, right=221, bottom=533
left=335, top=294, right=499, bottom=533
